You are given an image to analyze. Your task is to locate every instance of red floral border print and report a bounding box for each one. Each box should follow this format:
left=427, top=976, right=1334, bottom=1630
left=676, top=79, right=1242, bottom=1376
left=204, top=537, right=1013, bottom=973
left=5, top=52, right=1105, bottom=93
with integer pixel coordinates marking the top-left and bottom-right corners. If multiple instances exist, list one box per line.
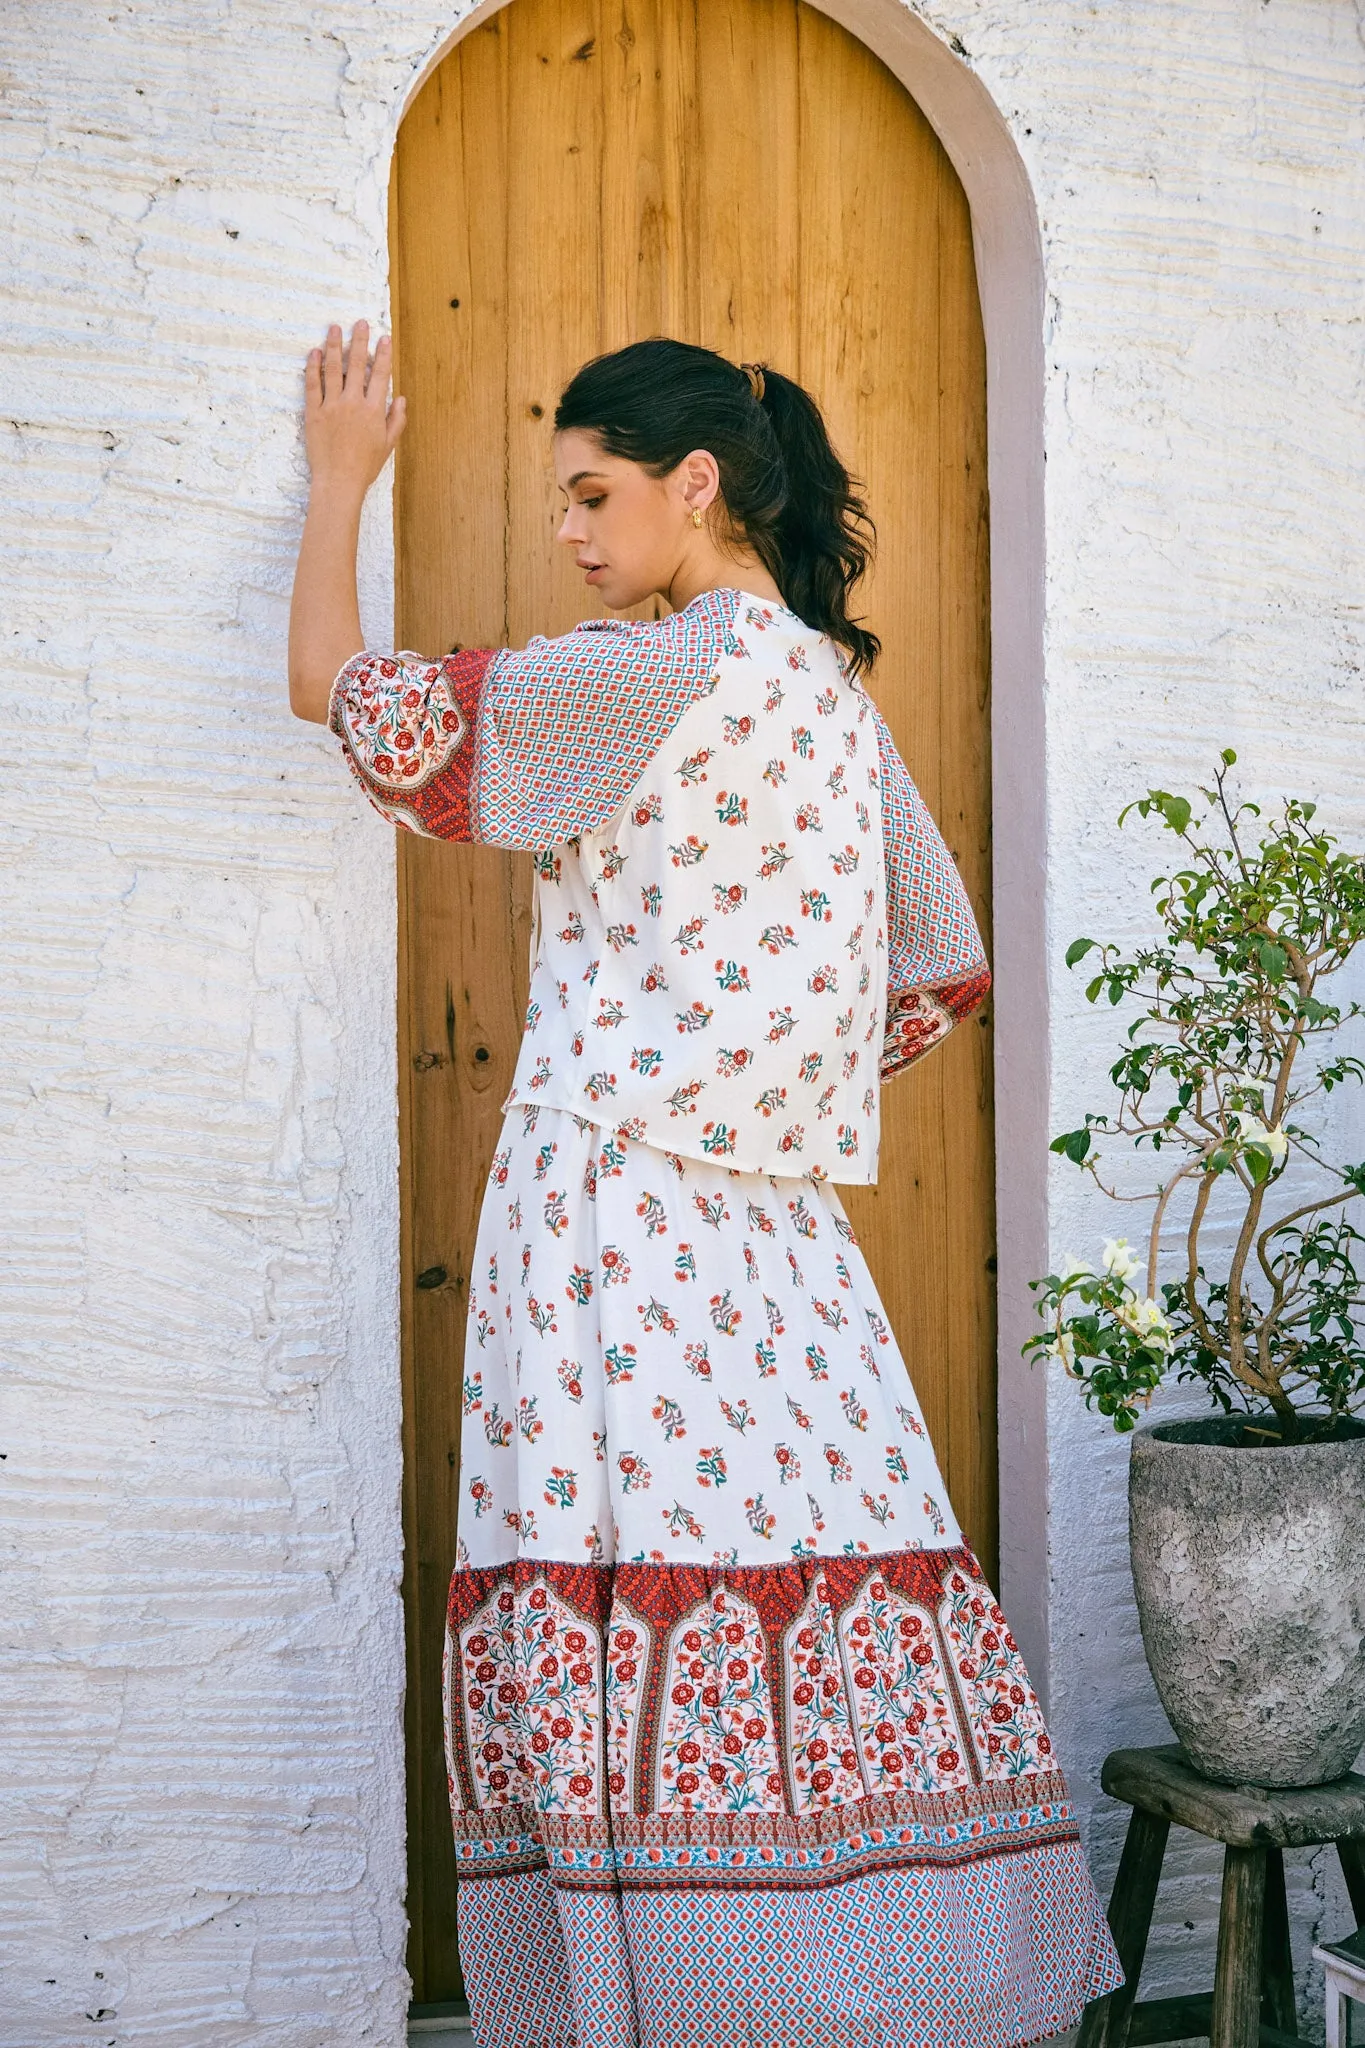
left=330, top=647, right=491, bottom=841
left=451, top=1778, right=1079, bottom=1894
left=880, top=969, right=993, bottom=1081
left=446, top=1546, right=1056, bottom=1837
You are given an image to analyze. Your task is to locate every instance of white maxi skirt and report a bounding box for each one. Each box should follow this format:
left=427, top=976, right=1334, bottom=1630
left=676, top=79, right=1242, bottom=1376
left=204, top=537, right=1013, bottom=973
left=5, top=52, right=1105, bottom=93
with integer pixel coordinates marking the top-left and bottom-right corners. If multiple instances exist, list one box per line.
left=443, top=1104, right=1122, bottom=2048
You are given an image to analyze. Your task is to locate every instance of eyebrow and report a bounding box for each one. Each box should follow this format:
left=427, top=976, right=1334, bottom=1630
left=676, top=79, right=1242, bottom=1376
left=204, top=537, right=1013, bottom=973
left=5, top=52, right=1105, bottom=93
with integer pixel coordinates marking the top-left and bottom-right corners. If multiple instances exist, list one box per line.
left=566, top=470, right=610, bottom=489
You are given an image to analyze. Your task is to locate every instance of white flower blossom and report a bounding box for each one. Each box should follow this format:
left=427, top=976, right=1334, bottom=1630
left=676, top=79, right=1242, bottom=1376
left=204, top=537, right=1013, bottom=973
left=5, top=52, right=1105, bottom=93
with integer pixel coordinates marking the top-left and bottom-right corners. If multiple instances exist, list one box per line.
left=1049, top=1329, right=1077, bottom=1370
left=1232, top=1111, right=1288, bottom=1161
left=1118, top=1295, right=1172, bottom=1348
left=1058, top=1253, right=1091, bottom=1282
left=1101, top=1237, right=1142, bottom=1284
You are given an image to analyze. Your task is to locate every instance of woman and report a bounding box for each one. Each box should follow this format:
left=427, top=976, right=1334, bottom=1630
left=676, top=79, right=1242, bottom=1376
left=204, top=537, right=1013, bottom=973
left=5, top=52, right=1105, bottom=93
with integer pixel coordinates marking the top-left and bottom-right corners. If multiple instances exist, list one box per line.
left=289, top=323, right=1122, bottom=2048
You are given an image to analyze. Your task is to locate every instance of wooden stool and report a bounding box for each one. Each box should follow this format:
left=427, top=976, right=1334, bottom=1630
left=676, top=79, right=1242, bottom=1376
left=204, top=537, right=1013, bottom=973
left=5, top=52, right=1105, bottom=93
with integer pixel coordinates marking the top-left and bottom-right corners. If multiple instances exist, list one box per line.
left=1078, top=1744, right=1365, bottom=2048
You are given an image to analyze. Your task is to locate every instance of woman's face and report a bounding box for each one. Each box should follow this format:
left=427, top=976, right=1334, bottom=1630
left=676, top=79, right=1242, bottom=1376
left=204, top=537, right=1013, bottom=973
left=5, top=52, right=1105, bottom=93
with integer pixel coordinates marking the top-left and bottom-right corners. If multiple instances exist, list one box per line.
left=553, top=429, right=716, bottom=610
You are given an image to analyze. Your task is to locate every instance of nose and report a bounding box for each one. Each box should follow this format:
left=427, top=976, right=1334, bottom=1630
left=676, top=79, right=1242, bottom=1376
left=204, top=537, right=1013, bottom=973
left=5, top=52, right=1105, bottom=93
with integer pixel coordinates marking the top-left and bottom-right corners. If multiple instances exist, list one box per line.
left=557, top=505, right=584, bottom=547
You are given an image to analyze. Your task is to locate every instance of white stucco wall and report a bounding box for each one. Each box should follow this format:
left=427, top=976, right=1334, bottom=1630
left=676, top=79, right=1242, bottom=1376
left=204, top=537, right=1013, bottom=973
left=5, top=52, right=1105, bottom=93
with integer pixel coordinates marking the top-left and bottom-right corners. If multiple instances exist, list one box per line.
left=2, top=2, right=1362, bottom=2043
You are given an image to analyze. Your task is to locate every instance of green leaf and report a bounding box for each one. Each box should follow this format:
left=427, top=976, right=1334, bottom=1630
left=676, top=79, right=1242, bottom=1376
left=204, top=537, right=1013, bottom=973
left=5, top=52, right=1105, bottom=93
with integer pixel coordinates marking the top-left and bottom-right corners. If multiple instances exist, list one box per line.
left=1259, top=942, right=1288, bottom=984
left=1065, top=937, right=1098, bottom=968
left=1050, top=1128, right=1092, bottom=1165
left=1221, top=748, right=1237, bottom=766
left=1158, top=795, right=1192, bottom=835
left=1243, top=1143, right=1273, bottom=1186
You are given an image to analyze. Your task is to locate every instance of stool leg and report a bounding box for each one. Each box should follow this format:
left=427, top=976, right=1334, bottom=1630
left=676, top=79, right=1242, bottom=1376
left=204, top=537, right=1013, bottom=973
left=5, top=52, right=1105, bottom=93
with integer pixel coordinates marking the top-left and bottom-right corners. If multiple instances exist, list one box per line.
left=1077, top=1807, right=1169, bottom=2048
left=1259, top=1845, right=1297, bottom=2036
left=1323, top=1977, right=1346, bottom=2048
left=1338, top=1837, right=1365, bottom=1924
left=1210, top=1843, right=1267, bottom=2048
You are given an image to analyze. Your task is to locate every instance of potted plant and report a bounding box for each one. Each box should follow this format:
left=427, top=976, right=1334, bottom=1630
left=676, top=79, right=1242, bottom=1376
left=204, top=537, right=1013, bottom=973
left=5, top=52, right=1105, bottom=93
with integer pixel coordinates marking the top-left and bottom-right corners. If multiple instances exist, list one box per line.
left=1028, top=753, right=1365, bottom=1787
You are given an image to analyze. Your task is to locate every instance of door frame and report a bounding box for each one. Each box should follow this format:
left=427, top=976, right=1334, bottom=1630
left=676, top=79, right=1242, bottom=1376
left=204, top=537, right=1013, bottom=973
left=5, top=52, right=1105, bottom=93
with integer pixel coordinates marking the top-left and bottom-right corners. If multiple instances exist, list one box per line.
left=388, top=0, right=1051, bottom=1694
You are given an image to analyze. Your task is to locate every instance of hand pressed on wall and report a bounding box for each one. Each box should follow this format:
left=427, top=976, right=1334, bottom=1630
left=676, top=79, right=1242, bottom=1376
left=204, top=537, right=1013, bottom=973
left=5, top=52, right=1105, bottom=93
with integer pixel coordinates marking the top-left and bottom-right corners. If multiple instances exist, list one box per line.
left=289, top=320, right=407, bottom=724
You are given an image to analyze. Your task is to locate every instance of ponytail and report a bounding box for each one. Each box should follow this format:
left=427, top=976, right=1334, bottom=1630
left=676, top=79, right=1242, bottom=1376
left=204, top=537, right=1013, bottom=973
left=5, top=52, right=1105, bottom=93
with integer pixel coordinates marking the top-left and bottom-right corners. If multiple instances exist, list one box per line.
left=554, top=338, right=880, bottom=674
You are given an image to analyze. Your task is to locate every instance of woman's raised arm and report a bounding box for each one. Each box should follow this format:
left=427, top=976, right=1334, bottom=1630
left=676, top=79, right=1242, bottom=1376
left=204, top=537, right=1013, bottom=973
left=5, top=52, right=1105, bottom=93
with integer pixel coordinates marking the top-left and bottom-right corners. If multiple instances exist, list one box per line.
left=288, top=321, right=406, bottom=723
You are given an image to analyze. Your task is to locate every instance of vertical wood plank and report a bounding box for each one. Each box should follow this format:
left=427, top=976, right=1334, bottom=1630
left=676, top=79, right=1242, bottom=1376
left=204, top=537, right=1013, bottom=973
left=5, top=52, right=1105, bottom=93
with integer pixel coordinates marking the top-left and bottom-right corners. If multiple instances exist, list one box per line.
left=794, top=7, right=996, bottom=1566
left=694, top=0, right=800, bottom=365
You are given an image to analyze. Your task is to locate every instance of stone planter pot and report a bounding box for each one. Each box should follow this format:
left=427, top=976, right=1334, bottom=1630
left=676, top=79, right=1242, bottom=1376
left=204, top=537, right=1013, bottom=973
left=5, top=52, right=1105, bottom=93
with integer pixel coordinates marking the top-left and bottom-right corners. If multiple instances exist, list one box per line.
left=1128, top=1416, right=1365, bottom=1787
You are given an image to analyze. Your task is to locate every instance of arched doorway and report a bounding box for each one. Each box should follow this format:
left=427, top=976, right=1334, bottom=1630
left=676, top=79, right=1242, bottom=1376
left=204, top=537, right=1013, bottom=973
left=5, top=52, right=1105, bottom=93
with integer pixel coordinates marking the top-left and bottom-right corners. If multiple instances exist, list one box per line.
left=390, top=0, right=993, bottom=2000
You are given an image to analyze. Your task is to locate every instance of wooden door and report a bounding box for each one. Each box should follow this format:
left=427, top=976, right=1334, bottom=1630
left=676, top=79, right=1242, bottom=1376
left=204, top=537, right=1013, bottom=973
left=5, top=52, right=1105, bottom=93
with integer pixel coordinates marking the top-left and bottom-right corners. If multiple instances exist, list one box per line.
left=391, top=0, right=993, bottom=2003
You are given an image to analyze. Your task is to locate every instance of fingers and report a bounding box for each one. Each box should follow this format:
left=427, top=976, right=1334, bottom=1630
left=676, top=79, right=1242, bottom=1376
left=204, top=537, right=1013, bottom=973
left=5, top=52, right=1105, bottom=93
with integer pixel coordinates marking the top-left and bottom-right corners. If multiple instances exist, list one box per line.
left=322, top=323, right=343, bottom=404
left=343, top=319, right=370, bottom=400
left=366, top=333, right=392, bottom=407
left=312, top=320, right=395, bottom=410
left=386, top=392, right=408, bottom=452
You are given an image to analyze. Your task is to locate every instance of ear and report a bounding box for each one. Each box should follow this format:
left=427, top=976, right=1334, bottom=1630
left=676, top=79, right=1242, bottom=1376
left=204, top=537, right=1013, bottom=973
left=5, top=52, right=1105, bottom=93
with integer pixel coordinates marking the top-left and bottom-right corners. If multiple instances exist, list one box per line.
left=678, top=449, right=722, bottom=520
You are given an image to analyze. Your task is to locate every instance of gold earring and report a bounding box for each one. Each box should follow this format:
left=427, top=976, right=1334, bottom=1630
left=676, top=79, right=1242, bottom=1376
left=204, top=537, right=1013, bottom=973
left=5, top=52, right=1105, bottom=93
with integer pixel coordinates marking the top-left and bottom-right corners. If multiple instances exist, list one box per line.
left=691, top=507, right=703, bottom=528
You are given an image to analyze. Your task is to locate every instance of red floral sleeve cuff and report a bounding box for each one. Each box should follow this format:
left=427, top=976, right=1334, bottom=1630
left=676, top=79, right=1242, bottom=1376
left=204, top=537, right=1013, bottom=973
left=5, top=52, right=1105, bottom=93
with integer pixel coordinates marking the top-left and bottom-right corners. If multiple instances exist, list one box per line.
left=880, top=968, right=991, bottom=1080
left=328, top=647, right=494, bottom=841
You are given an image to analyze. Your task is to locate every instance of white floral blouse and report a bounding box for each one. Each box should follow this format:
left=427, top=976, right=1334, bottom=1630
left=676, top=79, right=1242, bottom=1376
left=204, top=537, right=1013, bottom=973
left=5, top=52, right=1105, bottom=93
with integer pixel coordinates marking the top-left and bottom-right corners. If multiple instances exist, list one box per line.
left=329, top=587, right=989, bottom=1182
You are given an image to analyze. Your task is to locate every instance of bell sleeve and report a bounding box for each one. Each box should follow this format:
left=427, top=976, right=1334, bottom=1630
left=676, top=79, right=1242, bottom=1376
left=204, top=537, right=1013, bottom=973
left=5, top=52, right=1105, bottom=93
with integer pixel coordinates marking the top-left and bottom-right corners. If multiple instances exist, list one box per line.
left=875, top=707, right=991, bottom=1080
left=327, top=605, right=723, bottom=849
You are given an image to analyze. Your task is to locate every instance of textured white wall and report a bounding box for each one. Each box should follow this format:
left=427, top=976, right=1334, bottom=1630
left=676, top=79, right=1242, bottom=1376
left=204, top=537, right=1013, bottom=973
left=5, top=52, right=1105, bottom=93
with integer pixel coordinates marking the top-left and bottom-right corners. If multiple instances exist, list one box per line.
left=2, top=2, right=1362, bottom=2043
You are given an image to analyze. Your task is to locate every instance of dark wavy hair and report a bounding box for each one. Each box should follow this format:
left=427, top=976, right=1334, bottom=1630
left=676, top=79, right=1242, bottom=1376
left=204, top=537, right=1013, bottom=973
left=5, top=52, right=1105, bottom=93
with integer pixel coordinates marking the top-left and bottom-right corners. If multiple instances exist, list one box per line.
left=554, top=338, right=880, bottom=674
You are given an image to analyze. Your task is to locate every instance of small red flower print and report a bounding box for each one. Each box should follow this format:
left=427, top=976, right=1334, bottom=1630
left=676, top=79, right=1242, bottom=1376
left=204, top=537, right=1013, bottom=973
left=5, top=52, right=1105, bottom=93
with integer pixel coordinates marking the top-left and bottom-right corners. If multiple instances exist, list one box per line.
left=990, top=1702, right=1012, bottom=1724
left=723, top=1622, right=745, bottom=1645
left=938, top=1749, right=961, bottom=1773
left=808, top=1739, right=828, bottom=1761
left=529, top=1586, right=548, bottom=1610
left=911, top=1641, right=934, bottom=1666
left=744, top=1717, right=767, bottom=1739
left=854, top=1667, right=876, bottom=1689
left=793, top=1681, right=815, bottom=1707
left=708, top=1761, right=727, bottom=1784
left=551, top=1715, right=572, bottom=1739
left=811, top=1768, right=833, bottom=1792
left=671, top=1684, right=694, bottom=1707
left=875, top=1720, right=896, bottom=1744
left=569, top=1773, right=593, bottom=1797
left=677, top=1771, right=699, bottom=1794
left=722, top=1733, right=743, bottom=1755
